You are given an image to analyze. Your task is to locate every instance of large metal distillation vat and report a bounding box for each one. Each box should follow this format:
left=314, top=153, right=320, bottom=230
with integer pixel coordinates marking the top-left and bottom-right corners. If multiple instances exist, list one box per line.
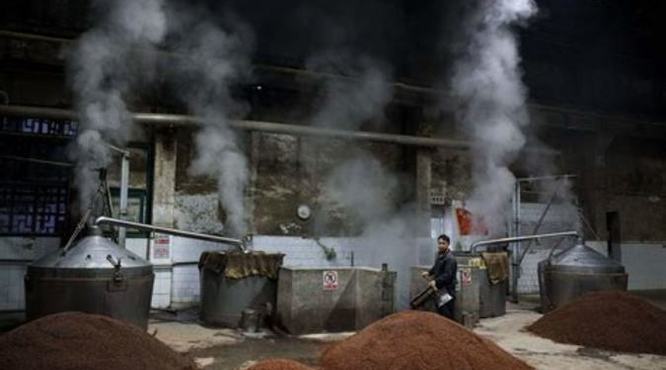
left=25, top=217, right=247, bottom=329
left=538, top=237, right=628, bottom=312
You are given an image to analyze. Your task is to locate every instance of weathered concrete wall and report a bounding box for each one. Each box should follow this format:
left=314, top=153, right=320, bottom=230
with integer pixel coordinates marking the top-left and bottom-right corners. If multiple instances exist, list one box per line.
left=605, top=137, right=666, bottom=241
left=174, top=193, right=225, bottom=234
left=530, top=117, right=666, bottom=242
left=223, top=131, right=412, bottom=237
left=431, top=147, right=473, bottom=202
left=254, top=133, right=408, bottom=237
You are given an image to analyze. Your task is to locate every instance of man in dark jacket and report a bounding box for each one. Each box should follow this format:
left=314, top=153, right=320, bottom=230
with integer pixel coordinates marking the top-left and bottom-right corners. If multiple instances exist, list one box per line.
left=422, top=234, right=457, bottom=319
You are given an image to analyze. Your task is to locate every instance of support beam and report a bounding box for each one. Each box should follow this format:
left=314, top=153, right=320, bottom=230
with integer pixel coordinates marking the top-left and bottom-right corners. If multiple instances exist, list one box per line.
left=152, top=129, right=178, bottom=228
left=0, top=105, right=557, bottom=154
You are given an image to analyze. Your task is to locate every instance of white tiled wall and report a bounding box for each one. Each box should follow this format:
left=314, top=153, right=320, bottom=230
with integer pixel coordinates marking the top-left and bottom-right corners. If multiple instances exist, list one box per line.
left=152, top=267, right=172, bottom=309
left=252, top=236, right=356, bottom=268
left=0, top=264, right=27, bottom=310
left=0, top=237, right=60, bottom=311
left=622, top=243, right=666, bottom=290
left=170, top=265, right=200, bottom=309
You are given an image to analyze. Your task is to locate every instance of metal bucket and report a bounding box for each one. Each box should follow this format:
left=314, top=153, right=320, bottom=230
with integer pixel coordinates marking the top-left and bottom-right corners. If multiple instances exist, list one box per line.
left=240, top=308, right=264, bottom=332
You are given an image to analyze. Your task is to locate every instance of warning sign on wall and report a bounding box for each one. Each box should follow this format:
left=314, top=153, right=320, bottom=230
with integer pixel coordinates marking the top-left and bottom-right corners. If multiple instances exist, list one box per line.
left=460, top=268, right=472, bottom=287
left=153, top=234, right=170, bottom=259
left=323, top=270, right=339, bottom=290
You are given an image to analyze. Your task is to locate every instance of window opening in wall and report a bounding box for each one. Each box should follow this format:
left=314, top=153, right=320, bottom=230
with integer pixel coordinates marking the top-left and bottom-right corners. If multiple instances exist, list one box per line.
left=110, top=188, right=149, bottom=236
left=108, top=143, right=153, bottom=238
left=430, top=188, right=450, bottom=240
left=0, top=116, right=77, bottom=236
left=430, top=205, right=446, bottom=240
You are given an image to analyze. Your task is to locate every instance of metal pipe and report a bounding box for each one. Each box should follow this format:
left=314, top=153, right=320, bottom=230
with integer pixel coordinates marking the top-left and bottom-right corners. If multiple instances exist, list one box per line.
left=471, top=231, right=579, bottom=253
left=511, top=181, right=522, bottom=302
left=0, top=105, right=556, bottom=153
left=546, top=237, right=568, bottom=260
left=107, top=144, right=131, bottom=157
left=0, top=105, right=470, bottom=149
left=0, top=259, right=33, bottom=264
left=118, top=152, right=130, bottom=249
left=0, top=155, right=73, bottom=167
left=94, top=216, right=247, bottom=252
left=517, top=174, right=577, bottom=183
left=0, top=30, right=71, bottom=44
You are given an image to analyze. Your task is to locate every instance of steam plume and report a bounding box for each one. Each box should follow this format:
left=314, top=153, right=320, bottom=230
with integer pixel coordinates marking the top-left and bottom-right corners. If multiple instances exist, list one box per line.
left=449, top=0, right=537, bottom=233
left=324, top=154, right=398, bottom=226
left=307, top=52, right=392, bottom=130
left=168, top=10, right=252, bottom=236
left=308, top=54, right=422, bottom=307
left=68, top=0, right=167, bottom=212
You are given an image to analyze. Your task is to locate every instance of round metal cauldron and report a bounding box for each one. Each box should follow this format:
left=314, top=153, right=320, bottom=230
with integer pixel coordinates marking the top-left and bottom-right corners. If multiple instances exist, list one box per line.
left=25, top=227, right=154, bottom=329
left=538, top=240, right=628, bottom=313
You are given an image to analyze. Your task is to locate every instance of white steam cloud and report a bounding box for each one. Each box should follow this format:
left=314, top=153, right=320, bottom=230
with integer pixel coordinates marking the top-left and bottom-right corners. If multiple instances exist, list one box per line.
left=68, top=0, right=167, bottom=212
left=69, top=1, right=252, bottom=235
left=308, top=55, right=421, bottom=307
left=323, top=153, right=421, bottom=309
left=449, top=0, right=537, bottom=234
left=168, top=14, right=252, bottom=237
left=324, top=155, right=398, bottom=225
left=307, top=52, right=392, bottom=130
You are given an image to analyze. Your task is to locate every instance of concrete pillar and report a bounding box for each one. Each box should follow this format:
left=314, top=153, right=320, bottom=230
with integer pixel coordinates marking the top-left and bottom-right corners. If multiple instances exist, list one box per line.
left=416, top=148, right=433, bottom=265
left=152, top=128, right=178, bottom=227
left=582, top=129, right=616, bottom=240
left=246, top=131, right=261, bottom=234
left=416, top=149, right=432, bottom=221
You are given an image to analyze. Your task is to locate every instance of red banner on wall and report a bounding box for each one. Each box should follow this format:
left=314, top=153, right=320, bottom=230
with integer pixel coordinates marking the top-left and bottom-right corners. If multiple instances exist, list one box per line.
left=455, top=208, right=489, bottom=236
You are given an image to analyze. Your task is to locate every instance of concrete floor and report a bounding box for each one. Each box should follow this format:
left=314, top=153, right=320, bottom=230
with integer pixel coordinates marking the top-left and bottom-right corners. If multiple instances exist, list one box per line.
left=2, top=290, right=666, bottom=369
left=149, top=307, right=666, bottom=370
left=474, top=304, right=666, bottom=370
left=148, top=292, right=666, bottom=370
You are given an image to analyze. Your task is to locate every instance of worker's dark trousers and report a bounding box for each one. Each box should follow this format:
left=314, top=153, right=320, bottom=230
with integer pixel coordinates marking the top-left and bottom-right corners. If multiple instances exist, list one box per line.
left=436, top=298, right=455, bottom=320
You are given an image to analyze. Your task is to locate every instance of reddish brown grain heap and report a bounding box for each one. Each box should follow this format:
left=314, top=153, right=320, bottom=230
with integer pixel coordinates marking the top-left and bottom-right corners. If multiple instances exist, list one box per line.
left=321, top=310, right=532, bottom=370
left=246, top=358, right=315, bottom=370
left=528, top=291, right=666, bottom=355
left=0, top=312, right=197, bottom=370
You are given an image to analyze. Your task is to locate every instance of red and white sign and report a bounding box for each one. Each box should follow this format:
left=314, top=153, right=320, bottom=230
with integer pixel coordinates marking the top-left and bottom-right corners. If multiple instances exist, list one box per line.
left=323, top=270, right=339, bottom=290
left=153, top=234, right=170, bottom=259
left=460, top=268, right=472, bottom=287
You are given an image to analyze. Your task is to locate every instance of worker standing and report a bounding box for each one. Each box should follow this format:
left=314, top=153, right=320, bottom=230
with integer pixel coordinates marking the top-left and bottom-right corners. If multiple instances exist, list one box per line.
left=422, top=234, right=458, bottom=319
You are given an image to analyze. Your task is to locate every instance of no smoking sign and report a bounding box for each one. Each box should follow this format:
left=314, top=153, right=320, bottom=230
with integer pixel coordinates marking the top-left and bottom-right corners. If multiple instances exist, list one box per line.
left=322, top=270, right=339, bottom=290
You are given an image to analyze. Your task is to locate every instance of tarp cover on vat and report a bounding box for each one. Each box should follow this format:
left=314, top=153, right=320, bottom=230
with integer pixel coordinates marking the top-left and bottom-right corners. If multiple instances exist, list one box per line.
left=481, top=251, right=509, bottom=284
left=199, top=251, right=285, bottom=279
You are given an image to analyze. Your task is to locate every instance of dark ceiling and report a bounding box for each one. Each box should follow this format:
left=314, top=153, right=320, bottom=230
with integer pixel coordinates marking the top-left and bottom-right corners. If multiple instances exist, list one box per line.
left=1, top=0, right=665, bottom=118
